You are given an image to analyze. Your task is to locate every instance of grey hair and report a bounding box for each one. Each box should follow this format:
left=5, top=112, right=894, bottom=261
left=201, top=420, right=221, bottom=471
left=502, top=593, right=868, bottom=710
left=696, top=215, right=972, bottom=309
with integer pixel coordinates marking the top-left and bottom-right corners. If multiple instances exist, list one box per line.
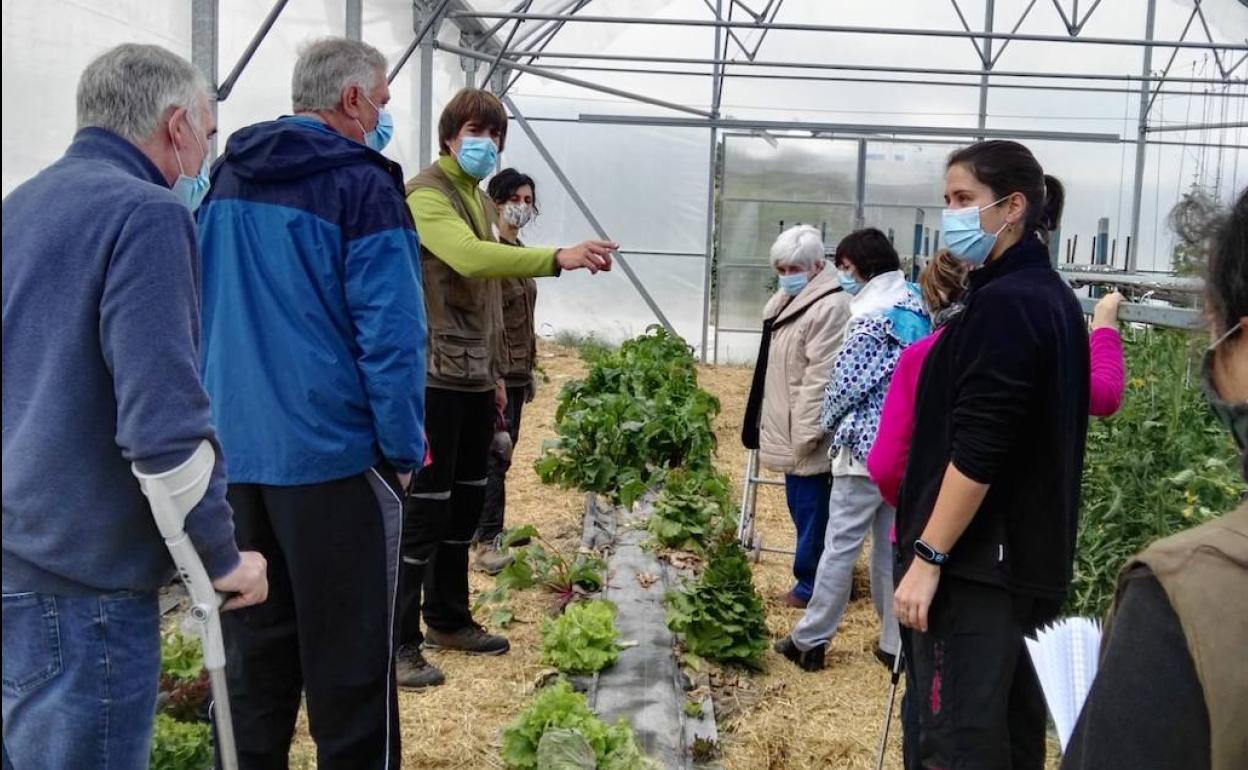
left=292, top=38, right=386, bottom=113
left=77, top=44, right=209, bottom=143
left=770, top=224, right=826, bottom=271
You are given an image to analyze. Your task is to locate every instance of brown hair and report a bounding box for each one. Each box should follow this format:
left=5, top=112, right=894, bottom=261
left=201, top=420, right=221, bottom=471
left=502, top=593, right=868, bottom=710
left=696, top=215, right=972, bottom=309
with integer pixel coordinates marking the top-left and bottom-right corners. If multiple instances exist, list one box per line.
left=438, top=88, right=508, bottom=155
left=947, top=140, right=1064, bottom=244
left=919, top=249, right=970, bottom=315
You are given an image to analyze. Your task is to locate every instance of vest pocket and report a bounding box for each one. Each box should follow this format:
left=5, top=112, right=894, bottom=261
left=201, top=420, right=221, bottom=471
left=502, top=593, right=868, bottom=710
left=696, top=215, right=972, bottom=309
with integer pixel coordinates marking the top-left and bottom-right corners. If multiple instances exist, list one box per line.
left=432, top=332, right=492, bottom=385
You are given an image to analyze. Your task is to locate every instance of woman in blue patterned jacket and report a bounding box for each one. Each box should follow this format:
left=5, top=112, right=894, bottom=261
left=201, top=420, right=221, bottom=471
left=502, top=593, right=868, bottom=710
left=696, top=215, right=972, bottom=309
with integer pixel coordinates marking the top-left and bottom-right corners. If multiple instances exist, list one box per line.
left=775, top=228, right=929, bottom=671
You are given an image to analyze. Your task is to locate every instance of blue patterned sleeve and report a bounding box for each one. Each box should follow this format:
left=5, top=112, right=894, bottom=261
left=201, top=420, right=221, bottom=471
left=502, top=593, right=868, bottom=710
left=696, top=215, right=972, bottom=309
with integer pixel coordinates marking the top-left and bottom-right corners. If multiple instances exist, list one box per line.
left=821, top=320, right=897, bottom=431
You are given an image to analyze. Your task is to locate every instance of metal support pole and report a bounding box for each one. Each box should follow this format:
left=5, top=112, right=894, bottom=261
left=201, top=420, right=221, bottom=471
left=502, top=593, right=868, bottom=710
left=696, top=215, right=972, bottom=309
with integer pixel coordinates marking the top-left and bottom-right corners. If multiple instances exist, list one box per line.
left=216, top=0, right=289, bottom=102
left=502, top=96, right=677, bottom=335
left=978, top=0, right=995, bottom=134
left=192, top=0, right=219, bottom=157
left=1127, top=0, right=1156, bottom=274
left=345, top=0, right=362, bottom=39
left=700, top=0, right=724, bottom=362
left=855, top=138, right=867, bottom=229
left=418, top=1, right=440, bottom=168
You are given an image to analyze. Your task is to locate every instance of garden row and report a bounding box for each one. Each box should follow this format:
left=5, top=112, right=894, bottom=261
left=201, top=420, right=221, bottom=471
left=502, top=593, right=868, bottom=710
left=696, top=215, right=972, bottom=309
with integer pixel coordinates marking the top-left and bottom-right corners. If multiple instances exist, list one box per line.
left=481, top=327, right=771, bottom=769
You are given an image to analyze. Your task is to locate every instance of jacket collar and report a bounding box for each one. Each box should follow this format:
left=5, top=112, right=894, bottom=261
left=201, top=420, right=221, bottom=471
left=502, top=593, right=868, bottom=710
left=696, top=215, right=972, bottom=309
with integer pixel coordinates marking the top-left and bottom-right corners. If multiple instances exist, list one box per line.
left=437, top=153, right=480, bottom=191
left=65, top=127, right=168, bottom=188
left=967, top=234, right=1052, bottom=293
left=850, top=269, right=909, bottom=318
left=774, top=265, right=841, bottom=323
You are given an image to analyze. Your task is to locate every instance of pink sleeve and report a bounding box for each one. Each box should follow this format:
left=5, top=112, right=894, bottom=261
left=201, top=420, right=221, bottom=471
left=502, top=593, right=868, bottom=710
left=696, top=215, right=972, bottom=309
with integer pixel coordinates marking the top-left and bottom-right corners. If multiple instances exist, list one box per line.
left=1088, top=327, right=1125, bottom=417
left=868, top=333, right=937, bottom=508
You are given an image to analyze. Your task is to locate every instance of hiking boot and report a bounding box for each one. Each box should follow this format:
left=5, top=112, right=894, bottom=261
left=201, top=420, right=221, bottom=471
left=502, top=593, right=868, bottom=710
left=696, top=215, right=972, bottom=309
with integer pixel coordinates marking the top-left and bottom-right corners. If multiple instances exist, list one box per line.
left=395, top=643, right=445, bottom=689
left=424, top=624, right=511, bottom=656
left=773, top=636, right=825, bottom=671
left=472, top=534, right=514, bottom=576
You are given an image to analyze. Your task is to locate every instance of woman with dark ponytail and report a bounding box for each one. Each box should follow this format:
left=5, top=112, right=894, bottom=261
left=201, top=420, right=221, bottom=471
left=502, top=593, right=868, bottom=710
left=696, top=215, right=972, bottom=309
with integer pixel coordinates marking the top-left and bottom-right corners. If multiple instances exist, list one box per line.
left=892, top=140, right=1090, bottom=769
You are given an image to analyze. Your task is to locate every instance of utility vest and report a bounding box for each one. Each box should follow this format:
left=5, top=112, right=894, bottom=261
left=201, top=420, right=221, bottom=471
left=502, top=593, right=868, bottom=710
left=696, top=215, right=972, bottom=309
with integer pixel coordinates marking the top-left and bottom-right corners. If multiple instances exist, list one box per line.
left=1116, top=503, right=1248, bottom=770
left=497, top=236, right=538, bottom=388
left=406, top=163, right=505, bottom=392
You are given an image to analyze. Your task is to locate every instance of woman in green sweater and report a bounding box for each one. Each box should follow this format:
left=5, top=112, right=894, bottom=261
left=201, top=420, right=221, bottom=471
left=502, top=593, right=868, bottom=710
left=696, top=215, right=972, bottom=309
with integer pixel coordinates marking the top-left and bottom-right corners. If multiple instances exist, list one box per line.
left=396, top=89, right=616, bottom=690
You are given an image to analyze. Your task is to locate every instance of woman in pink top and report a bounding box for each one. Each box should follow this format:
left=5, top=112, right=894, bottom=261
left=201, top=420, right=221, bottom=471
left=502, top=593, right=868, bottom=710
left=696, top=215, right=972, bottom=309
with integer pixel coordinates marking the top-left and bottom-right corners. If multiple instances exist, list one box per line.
left=868, top=249, right=1127, bottom=509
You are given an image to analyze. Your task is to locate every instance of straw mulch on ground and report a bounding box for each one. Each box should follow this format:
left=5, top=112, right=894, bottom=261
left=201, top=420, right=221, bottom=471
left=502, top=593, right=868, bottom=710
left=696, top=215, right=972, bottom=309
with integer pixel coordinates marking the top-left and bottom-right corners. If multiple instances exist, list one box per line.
left=288, top=341, right=1058, bottom=769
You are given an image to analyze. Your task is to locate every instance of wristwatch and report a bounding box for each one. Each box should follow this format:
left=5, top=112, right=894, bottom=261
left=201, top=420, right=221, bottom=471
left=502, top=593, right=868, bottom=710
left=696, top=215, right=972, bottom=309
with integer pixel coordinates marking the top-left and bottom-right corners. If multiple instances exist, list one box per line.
left=913, top=539, right=950, bottom=566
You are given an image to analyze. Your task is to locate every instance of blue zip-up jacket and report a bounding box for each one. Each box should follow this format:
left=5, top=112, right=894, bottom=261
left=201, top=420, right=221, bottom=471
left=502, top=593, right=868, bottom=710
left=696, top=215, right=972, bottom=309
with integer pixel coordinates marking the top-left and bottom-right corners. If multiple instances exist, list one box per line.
left=3, top=128, right=240, bottom=595
left=198, top=116, right=426, bottom=485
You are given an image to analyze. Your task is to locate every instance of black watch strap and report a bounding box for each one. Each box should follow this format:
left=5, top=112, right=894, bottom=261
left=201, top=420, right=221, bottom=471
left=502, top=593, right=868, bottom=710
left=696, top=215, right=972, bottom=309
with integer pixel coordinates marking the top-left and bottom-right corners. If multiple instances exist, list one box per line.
left=913, top=539, right=950, bottom=566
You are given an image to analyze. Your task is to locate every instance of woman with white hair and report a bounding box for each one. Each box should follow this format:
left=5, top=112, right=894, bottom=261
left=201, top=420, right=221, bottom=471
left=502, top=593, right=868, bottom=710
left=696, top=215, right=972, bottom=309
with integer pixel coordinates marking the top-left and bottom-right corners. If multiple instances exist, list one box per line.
left=742, top=224, right=852, bottom=608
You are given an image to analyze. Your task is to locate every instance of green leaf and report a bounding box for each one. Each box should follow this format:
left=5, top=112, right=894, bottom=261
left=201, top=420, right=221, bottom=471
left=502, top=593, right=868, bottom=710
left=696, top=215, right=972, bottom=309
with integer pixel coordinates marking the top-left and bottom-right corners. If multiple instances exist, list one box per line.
left=540, top=599, right=621, bottom=675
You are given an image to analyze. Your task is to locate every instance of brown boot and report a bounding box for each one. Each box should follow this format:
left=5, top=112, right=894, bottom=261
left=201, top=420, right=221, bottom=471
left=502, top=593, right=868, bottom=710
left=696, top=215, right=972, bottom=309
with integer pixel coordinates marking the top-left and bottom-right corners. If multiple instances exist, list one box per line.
left=472, top=536, right=514, bottom=576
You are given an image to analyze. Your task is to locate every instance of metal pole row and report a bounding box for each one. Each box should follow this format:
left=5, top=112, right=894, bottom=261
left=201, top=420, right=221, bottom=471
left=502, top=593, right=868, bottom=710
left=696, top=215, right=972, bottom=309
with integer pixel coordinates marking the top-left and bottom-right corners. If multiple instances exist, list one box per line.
left=448, top=11, right=1248, bottom=52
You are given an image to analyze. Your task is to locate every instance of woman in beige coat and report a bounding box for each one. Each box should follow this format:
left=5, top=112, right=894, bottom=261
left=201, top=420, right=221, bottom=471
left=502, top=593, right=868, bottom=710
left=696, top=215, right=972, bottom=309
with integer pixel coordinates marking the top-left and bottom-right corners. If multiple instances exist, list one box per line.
left=746, top=224, right=852, bottom=608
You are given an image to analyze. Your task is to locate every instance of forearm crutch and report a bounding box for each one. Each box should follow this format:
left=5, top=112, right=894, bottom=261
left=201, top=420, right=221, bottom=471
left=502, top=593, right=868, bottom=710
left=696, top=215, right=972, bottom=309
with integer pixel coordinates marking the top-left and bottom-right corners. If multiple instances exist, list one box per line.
left=133, top=440, right=238, bottom=770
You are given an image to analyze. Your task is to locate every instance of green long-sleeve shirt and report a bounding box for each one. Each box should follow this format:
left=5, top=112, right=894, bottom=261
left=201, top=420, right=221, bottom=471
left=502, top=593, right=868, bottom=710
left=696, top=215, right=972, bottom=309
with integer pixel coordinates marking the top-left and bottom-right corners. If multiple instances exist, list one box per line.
left=407, top=155, right=558, bottom=279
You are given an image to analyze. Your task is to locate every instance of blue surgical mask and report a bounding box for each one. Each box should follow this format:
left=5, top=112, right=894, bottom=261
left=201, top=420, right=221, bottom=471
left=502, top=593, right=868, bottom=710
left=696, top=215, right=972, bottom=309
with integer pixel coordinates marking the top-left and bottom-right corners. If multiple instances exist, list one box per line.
left=456, top=136, right=499, bottom=180
left=360, top=94, right=393, bottom=152
left=838, top=270, right=863, bottom=295
left=778, top=272, right=809, bottom=296
left=941, top=196, right=1010, bottom=267
left=172, top=128, right=211, bottom=212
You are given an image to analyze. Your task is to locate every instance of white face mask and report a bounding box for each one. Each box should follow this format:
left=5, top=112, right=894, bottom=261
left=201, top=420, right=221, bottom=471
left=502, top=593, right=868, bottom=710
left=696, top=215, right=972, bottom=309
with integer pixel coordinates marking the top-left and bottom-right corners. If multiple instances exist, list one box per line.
left=502, top=202, right=535, bottom=229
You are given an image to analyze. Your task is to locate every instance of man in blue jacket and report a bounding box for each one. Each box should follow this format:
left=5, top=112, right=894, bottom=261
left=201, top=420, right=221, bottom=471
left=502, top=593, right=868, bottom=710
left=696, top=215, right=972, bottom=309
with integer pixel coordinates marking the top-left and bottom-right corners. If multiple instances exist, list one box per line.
left=2, top=44, right=268, bottom=769
left=196, top=38, right=426, bottom=769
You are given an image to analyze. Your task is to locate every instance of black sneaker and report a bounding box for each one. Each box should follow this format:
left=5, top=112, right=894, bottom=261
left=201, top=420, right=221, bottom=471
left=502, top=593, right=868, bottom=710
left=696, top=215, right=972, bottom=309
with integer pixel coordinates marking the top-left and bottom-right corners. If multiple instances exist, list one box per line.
left=395, top=643, right=445, bottom=689
left=773, top=636, right=825, bottom=671
left=424, top=624, right=510, bottom=656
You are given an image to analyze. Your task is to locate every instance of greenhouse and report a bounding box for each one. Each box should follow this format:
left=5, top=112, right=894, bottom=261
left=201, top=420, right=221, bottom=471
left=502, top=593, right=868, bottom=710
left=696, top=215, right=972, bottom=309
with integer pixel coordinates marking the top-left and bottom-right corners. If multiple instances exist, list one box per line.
left=2, top=1, right=1246, bottom=769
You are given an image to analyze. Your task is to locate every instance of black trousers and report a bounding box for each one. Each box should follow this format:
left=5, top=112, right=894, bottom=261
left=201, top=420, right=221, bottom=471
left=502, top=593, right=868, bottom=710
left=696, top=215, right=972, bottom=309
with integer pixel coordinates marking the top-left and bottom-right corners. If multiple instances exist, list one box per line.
left=398, top=387, right=494, bottom=646
left=898, top=574, right=1055, bottom=770
left=476, top=384, right=527, bottom=543
left=220, top=469, right=404, bottom=770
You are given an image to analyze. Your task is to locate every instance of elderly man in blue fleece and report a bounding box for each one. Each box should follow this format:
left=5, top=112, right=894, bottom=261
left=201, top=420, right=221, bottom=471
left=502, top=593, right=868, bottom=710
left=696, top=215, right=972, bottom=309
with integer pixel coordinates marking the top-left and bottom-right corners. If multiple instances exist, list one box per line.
left=195, top=37, right=426, bottom=769
left=2, top=44, right=268, bottom=770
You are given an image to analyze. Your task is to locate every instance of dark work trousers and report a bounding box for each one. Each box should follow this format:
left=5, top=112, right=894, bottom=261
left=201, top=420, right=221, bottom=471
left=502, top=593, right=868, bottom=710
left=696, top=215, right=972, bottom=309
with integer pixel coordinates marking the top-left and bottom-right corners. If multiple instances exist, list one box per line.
left=475, top=384, right=528, bottom=543
left=219, top=468, right=404, bottom=770
left=897, top=574, right=1055, bottom=770
left=399, top=387, right=495, bottom=647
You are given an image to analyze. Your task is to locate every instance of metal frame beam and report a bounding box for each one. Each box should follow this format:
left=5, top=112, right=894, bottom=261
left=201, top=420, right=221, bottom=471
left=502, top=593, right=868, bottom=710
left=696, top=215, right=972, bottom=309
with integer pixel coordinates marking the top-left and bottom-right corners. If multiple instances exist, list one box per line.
left=536, top=62, right=1248, bottom=99
left=473, top=48, right=1244, bottom=87
left=501, top=0, right=594, bottom=97
left=575, top=113, right=1121, bottom=143
left=389, top=0, right=451, bottom=83
left=449, top=11, right=1248, bottom=52
left=216, top=0, right=289, bottom=102
left=439, top=41, right=714, bottom=117
left=501, top=96, right=677, bottom=335
left=1145, top=120, right=1248, bottom=134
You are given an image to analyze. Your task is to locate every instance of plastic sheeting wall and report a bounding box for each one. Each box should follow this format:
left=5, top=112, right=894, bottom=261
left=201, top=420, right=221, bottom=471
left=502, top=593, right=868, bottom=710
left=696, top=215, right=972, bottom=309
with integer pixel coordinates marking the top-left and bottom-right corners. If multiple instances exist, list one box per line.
left=503, top=96, right=710, bottom=348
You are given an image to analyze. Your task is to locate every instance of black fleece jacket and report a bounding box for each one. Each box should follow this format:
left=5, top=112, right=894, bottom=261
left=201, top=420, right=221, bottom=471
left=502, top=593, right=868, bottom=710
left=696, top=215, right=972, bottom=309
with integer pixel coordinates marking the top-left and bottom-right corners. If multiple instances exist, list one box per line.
left=896, top=235, right=1090, bottom=601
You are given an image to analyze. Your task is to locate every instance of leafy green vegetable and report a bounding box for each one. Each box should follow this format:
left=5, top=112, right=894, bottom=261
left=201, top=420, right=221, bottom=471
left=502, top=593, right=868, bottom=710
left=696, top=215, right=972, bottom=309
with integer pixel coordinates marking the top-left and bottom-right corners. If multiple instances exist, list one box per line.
left=160, top=630, right=204, bottom=682
left=537, top=327, right=720, bottom=506
left=501, top=680, right=648, bottom=770
left=647, top=468, right=735, bottom=551
left=540, top=599, right=622, bottom=674
left=1070, top=328, right=1243, bottom=618
left=150, top=712, right=213, bottom=770
left=666, top=541, right=769, bottom=669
